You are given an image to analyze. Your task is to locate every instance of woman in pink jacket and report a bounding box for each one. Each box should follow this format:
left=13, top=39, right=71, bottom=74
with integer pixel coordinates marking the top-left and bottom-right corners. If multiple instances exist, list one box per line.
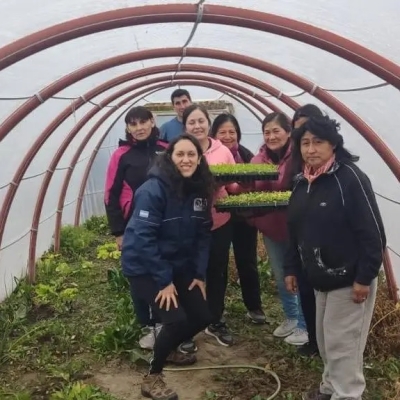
left=183, top=104, right=237, bottom=347
left=249, top=112, right=307, bottom=346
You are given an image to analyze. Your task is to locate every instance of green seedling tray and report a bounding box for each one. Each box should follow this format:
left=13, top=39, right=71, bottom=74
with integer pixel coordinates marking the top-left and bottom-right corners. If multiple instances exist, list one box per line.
left=213, top=172, right=279, bottom=183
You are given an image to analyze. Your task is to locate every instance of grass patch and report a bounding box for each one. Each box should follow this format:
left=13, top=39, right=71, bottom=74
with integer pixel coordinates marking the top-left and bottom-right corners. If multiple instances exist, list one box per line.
left=0, top=218, right=398, bottom=399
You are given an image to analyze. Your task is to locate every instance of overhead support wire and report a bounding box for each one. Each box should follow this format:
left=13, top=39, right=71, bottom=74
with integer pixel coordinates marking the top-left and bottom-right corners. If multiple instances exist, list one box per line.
left=171, top=0, right=205, bottom=84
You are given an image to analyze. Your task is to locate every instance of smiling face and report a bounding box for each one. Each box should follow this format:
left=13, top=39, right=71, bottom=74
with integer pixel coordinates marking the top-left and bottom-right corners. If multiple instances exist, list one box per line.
left=263, top=120, right=290, bottom=152
left=171, top=138, right=200, bottom=178
left=185, top=109, right=210, bottom=144
left=126, top=118, right=154, bottom=141
left=215, top=121, right=238, bottom=149
left=300, top=131, right=335, bottom=169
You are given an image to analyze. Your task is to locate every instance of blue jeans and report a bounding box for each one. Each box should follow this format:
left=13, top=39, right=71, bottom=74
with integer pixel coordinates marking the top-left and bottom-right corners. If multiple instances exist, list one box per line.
left=263, top=236, right=306, bottom=330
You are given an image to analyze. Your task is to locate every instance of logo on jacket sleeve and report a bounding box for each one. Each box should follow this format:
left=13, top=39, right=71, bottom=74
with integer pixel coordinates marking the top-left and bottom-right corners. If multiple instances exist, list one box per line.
left=139, top=210, right=149, bottom=218
left=193, top=198, right=207, bottom=212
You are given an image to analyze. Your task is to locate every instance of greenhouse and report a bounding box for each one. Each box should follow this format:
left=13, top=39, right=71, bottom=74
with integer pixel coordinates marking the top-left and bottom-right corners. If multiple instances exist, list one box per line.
left=0, top=1, right=399, bottom=399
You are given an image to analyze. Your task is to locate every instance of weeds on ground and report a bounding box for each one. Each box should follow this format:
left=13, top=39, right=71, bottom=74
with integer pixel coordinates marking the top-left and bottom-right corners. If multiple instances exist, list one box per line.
left=0, top=220, right=399, bottom=399
left=0, top=216, right=141, bottom=399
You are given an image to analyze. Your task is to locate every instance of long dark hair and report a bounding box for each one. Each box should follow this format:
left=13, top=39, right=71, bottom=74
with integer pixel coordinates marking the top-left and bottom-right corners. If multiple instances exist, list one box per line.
left=124, top=106, right=160, bottom=143
left=291, top=115, right=359, bottom=173
left=210, top=113, right=242, bottom=142
left=155, top=134, right=216, bottom=204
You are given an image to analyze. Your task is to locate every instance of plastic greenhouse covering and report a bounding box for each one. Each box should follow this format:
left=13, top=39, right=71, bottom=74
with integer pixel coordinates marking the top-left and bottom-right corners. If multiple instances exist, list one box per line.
left=0, top=0, right=400, bottom=302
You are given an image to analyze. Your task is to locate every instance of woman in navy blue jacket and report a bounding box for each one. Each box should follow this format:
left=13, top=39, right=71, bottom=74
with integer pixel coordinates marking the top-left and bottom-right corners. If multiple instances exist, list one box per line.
left=121, top=134, right=214, bottom=400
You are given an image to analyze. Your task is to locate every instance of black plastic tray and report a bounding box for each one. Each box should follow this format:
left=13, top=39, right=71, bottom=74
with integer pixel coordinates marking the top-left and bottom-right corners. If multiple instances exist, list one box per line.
left=215, top=201, right=288, bottom=213
left=212, top=172, right=279, bottom=183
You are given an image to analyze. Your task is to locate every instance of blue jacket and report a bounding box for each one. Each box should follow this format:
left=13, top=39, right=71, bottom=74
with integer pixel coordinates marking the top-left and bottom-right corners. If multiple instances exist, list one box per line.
left=121, top=167, right=212, bottom=289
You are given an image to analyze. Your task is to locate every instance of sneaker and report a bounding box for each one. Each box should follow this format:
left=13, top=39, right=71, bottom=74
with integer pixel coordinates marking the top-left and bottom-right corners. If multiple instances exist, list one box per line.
left=284, top=328, right=309, bottom=346
left=298, top=342, right=320, bottom=357
left=177, top=339, right=198, bottom=354
left=205, top=322, right=233, bottom=346
left=166, top=350, right=197, bottom=366
left=246, top=310, right=266, bottom=324
left=141, top=373, right=178, bottom=400
left=273, top=319, right=297, bottom=338
left=139, top=324, right=162, bottom=350
left=302, top=388, right=331, bottom=400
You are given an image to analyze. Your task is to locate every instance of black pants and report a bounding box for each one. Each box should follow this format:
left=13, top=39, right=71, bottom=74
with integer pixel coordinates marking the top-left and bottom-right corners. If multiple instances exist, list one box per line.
left=206, top=220, right=233, bottom=324
left=128, top=274, right=212, bottom=373
left=297, top=269, right=317, bottom=344
left=232, top=219, right=262, bottom=311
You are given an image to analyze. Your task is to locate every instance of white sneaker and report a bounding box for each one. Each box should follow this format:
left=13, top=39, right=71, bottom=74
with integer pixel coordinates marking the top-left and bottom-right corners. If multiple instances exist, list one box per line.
left=284, top=328, right=309, bottom=346
left=138, top=324, right=162, bottom=350
left=273, top=319, right=297, bottom=338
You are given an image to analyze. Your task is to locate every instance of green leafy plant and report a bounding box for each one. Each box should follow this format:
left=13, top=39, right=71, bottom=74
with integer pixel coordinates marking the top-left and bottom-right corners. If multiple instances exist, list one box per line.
left=107, top=267, right=129, bottom=291
left=0, top=390, right=31, bottom=400
left=96, top=243, right=121, bottom=260
left=34, top=283, right=78, bottom=313
left=210, top=163, right=278, bottom=175
left=59, top=225, right=96, bottom=259
left=83, top=215, right=109, bottom=236
left=50, top=381, right=117, bottom=400
left=216, top=191, right=291, bottom=206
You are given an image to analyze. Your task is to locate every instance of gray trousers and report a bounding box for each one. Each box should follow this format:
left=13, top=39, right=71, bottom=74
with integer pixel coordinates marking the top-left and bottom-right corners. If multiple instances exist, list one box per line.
left=315, top=279, right=377, bottom=400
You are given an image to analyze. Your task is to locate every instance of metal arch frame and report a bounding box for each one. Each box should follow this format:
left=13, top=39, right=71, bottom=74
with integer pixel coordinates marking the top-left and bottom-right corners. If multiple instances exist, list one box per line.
left=0, top=47, right=399, bottom=180
left=0, top=4, right=397, bottom=298
left=0, top=4, right=399, bottom=85
left=26, top=75, right=286, bottom=279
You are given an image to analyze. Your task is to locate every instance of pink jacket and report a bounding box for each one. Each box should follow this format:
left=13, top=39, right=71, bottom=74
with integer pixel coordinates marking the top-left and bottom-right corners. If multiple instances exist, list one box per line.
left=204, top=138, right=237, bottom=231
left=247, top=143, right=293, bottom=242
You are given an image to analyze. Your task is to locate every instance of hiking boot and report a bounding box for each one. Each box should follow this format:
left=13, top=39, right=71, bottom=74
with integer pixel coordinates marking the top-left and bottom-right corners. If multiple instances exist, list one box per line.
left=205, top=322, right=233, bottom=346
left=284, top=328, right=309, bottom=346
left=166, top=350, right=197, bottom=366
left=302, top=388, right=331, bottom=400
left=298, top=342, right=320, bottom=357
left=246, top=309, right=266, bottom=324
left=177, top=339, right=198, bottom=354
left=141, top=373, right=178, bottom=400
left=273, top=319, right=297, bottom=337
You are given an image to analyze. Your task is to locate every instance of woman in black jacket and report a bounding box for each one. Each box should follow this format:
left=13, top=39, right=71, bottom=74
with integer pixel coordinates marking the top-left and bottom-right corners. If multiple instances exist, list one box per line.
left=284, top=115, right=386, bottom=400
left=210, top=113, right=265, bottom=324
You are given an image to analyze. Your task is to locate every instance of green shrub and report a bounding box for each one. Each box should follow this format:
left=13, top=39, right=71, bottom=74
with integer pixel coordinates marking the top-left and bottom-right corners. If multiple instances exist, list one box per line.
left=59, top=225, right=96, bottom=259
left=82, top=215, right=109, bottom=236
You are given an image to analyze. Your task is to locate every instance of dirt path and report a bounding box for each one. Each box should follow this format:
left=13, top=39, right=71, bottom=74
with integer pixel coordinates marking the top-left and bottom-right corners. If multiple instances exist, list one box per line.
left=92, top=332, right=270, bottom=400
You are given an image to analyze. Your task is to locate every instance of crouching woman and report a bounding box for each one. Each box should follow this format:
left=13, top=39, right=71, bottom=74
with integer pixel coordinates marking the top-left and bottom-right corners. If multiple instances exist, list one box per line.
left=121, top=134, right=214, bottom=400
left=284, top=115, right=386, bottom=400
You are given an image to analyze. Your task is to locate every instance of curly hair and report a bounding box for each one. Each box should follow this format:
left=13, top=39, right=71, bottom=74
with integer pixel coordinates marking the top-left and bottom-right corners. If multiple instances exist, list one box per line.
left=155, top=134, right=216, bottom=206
